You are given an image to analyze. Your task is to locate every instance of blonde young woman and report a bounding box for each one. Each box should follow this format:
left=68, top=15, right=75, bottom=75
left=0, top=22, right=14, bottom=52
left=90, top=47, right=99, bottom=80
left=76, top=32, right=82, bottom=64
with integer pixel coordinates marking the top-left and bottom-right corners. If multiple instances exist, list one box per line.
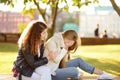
left=12, top=21, right=54, bottom=80
left=44, top=30, right=113, bottom=80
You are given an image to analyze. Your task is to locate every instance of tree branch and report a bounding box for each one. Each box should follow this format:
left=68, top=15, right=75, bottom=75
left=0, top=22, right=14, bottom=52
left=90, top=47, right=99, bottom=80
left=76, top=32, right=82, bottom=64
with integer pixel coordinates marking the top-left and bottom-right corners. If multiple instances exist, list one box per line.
left=52, top=1, right=59, bottom=26
left=33, top=0, right=46, bottom=21
left=110, top=0, right=120, bottom=16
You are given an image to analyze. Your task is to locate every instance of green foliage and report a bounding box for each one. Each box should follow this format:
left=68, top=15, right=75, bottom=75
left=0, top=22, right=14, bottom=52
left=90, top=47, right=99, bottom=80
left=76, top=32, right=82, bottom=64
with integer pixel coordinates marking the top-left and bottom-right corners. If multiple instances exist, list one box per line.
left=93, top=0, right=99, bottom=3
left=24, top=0, right=28, bottom=4
left=73, top=0, right=81, bottom=8
left=23, top=0, right=33, bottom=4
left=42, top=0, right=49, bottom=3
left=21, top=8, right=37, bottom=19
left=51, top=1, right=58, bottom=8
left=0, top=0, right=11, bottom=4
left=62, top=6, right=69, bottom=12
left=0, top=0, right=14, bottom=7
left=0, top=0, right=97, bottom=14
left=0, top=0, right=100, bottom=37
left=18, top=23, right=27, bottom=33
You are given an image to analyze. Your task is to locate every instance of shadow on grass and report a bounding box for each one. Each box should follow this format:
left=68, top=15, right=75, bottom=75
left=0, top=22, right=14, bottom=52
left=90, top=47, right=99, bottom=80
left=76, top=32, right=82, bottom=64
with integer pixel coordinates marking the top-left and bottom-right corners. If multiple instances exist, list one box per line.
left=0, top=42, right=18, bottom=52
left=73, top=56, right=120, bottom=76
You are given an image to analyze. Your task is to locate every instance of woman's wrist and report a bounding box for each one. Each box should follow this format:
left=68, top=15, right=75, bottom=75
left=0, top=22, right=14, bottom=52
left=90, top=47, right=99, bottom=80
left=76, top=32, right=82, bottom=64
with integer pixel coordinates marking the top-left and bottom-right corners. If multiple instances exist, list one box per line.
left=46, top=56, right=50, bottom=60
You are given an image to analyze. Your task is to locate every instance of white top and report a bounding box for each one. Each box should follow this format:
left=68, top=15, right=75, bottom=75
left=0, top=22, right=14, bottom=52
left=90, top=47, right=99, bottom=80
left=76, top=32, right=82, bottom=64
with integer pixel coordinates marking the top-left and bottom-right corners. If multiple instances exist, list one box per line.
left=38, top=46, right=40, bottom=58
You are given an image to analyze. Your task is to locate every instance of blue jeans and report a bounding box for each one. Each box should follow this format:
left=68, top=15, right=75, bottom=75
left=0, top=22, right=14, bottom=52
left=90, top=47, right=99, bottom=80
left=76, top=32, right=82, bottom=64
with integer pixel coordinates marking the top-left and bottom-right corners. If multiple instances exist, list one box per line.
left=52, top=58, right=95, bottom=80
left=52, top=67, right=78, bottom=80
left=66, top=58, right=95, bottom=74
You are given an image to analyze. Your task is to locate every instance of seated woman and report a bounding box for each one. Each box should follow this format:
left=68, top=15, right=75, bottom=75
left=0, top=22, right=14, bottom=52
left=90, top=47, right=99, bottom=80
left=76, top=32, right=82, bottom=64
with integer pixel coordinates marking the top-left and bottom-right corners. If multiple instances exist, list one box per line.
left=12, top=21, right=55, bottom=80
left=44, top=30, right=114, bottom=80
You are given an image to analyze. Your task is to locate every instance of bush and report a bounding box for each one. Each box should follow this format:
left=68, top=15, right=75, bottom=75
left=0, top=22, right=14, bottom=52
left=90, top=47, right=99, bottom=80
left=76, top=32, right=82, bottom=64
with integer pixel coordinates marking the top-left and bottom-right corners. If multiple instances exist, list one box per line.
left=18, top=23, right=27, bottom=33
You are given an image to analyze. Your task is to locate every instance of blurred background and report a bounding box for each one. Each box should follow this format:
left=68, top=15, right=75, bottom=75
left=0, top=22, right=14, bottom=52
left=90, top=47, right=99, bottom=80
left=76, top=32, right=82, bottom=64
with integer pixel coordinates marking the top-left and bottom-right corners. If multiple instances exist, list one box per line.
left=0, top=0, right=120, bottom=78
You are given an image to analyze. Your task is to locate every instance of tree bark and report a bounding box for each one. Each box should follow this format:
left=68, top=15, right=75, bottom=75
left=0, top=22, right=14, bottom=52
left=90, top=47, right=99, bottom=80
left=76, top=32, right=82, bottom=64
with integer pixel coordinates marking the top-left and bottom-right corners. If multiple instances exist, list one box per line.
left=110, top=0, right=120, bottom=16
left=47, top=0, right=59, bottom=39
left=33, top=0, right=46, bottom=21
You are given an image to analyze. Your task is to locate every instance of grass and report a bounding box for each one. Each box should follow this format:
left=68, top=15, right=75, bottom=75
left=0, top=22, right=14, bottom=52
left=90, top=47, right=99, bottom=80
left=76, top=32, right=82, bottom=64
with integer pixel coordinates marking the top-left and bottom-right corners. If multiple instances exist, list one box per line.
left=0, top=42, right=18, bottom=74
left=72, top=45, right=120, bottom=76
left=0, top=42, right=120, bottom=76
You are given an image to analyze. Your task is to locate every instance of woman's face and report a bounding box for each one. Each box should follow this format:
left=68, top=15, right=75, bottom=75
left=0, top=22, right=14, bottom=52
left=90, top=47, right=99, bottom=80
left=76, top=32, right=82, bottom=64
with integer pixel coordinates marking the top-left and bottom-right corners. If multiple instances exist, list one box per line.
left=41, top=29, right=48, bottom=41
left=64, top=38, right=75, bottom=48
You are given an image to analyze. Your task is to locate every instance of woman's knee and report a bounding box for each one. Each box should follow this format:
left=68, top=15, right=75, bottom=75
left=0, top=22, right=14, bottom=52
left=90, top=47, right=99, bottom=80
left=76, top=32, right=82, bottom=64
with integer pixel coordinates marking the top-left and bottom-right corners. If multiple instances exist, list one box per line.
left=35, top=66, right=51, bottom=74
left=67, top=67, right=79, bottom=79
left=76, top=57, right=83, bottom=61
left=55, top=67, right=79, bottom=80
left=68, top=67, right=79, bottom=77
left=44, top=67, right=51, bottom=74
left=31, top=72, right=41, bottom=80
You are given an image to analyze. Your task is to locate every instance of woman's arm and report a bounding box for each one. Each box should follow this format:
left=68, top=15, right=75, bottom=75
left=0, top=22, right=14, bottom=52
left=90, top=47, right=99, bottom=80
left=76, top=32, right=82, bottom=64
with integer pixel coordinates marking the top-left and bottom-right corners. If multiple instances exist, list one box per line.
left=22, top=47, right=48, bottom=69
left=44, top=39, right=59, bottom=62
left=45, top=40, right=67, bottom=63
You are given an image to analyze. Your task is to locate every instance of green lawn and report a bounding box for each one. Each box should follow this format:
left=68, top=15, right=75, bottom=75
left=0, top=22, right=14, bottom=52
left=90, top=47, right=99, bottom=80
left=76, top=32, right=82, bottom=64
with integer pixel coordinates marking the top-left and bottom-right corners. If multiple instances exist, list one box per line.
left=0, top=42, right=18, bottom=74
left=72, top=45, right=120, bottom=76
left=0, top=42, right=120, bottom=76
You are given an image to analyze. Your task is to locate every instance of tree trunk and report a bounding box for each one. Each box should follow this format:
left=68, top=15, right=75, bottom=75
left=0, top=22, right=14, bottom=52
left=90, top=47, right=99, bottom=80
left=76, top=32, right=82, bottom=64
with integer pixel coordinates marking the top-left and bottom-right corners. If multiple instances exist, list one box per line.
left=110, top=0, right=120, bottom=16
left=33, top=0, right=46, bottom=21
left=33, top=0, right=59, bottom=39
left=47, top=1, right=59, bottom=39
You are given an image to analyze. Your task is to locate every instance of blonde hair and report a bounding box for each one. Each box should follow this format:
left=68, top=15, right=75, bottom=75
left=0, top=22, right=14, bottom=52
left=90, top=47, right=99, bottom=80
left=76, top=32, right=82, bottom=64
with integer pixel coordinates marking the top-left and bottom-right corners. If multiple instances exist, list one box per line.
left=62, top=30, right=78, bottom=52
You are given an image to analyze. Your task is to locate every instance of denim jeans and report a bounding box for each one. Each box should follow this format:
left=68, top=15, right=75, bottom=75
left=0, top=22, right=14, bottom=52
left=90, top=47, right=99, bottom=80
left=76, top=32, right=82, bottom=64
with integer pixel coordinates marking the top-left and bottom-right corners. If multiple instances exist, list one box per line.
left=52, top=67, right=79, bottom=80
left=52, top=58, right=95, bottom=80
left=66, top=58, right=95, bottom=74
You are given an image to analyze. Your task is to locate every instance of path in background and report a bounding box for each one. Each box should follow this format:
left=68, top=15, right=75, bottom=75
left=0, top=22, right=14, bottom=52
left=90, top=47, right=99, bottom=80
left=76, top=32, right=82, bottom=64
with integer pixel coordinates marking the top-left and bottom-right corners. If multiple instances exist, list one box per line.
left=0, top=74, right=120, bottom=80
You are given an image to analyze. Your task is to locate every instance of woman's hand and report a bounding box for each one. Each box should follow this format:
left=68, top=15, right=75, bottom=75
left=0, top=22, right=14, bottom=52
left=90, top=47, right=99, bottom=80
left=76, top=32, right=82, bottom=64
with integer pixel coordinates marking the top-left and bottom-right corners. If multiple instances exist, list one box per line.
left=46, top=51, right=57, bottom=60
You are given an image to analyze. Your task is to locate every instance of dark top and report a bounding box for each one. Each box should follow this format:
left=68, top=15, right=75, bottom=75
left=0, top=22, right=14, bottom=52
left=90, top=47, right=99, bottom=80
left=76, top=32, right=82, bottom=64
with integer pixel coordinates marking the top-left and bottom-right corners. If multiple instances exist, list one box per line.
left=13, top=43, right=48, bottom=77
left=94, top=28, right=99, bottom=37
left=103, top=34, right=108, bottom=38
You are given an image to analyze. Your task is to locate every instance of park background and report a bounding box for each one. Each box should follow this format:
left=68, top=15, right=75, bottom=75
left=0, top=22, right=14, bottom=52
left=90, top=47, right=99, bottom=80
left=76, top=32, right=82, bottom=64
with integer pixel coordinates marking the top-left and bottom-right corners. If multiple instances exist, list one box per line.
left=0, top=0, right=120, bottom=79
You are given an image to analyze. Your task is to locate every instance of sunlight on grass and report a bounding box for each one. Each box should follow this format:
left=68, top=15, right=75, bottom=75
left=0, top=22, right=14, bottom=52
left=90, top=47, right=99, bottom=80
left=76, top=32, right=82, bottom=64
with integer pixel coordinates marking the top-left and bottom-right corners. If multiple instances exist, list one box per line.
left=0, top=42, right=120, bottom=76
left=0, top=43, right=18, bottom=74
left=74, top=45, right=120, bottom=61
left=72, top=45, right=120, bottom=76
left=0, top=52, right=17, bottom=74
